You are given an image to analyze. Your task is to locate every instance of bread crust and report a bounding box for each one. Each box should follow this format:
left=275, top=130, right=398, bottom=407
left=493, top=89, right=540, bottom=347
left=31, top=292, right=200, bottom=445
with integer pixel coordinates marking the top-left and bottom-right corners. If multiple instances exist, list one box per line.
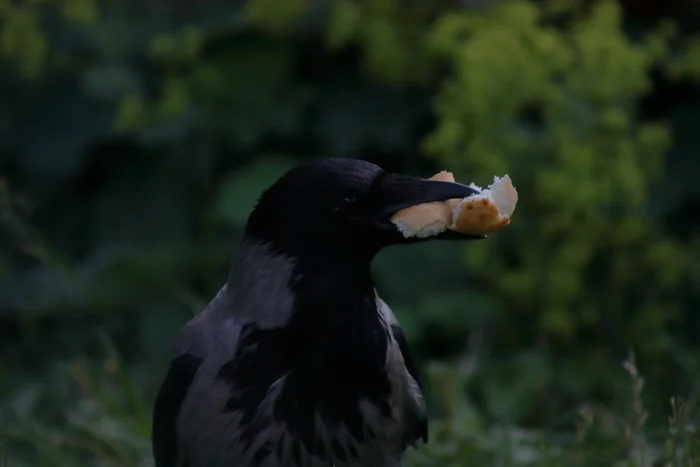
left=391, top=171, right=455, bottom=238
left=449, top=175, right=518, bottom=236
left=450, top=196, right=510, bottom=236
left=391, top=172, right=518, bottom=238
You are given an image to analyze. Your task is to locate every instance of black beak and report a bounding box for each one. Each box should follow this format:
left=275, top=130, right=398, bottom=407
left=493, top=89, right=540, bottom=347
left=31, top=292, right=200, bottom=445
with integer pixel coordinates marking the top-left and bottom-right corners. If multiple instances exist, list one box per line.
left=381, top=179, right=481, bottom=213
left=378, top=175, right=487, bottom=241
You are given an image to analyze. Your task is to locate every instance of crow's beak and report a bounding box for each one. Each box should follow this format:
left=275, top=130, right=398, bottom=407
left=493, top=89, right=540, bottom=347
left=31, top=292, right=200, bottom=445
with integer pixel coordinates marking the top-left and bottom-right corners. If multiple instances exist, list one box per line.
left=378, top=175, right=487, bottom=241
left=381, top=179, right=481, bottom=213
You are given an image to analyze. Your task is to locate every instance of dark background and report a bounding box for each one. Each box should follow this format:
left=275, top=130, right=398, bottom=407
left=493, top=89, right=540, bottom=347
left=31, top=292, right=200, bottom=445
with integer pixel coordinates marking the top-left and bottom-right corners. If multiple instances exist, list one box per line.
left=1, top=0, right=699, bottom=465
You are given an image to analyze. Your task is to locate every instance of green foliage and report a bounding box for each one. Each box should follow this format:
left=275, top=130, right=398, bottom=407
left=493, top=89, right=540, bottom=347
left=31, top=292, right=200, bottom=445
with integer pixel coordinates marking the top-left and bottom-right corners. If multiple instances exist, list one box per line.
left=3, top=350, right=700, bottom=466
left=0, top=1, right=48, bottom=78
left=215, top=157, right=299, bottom=225
left=324, top=0, right=700, bottom=426
left=326, top=0, right=436, bottom=83
left=244, top=0, right=309, bottom=35
left=422, top=0, right=691, bottom=409
left=2, top=344, right=153, bottom=467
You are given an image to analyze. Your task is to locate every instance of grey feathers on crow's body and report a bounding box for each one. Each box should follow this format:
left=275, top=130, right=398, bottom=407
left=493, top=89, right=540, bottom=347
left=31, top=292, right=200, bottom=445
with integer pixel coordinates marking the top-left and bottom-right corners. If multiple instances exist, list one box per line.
left=152, top=158, right=483, bottom=467
left=154, top=240, right=426, bottom=467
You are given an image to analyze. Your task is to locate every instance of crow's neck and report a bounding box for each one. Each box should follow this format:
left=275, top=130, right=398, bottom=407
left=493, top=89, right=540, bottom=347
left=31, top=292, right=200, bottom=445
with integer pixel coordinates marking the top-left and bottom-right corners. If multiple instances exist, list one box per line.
left=219, top=242, right=394, bottom=452
left=282, top=267, right=390, bottom=394
left=293, top=264, right=380, bottom=337
left=224, top=242, right=389, bottom=390
left=292, top=252, right=385, bottom=345
left=227, top=239, right=386, bottom=354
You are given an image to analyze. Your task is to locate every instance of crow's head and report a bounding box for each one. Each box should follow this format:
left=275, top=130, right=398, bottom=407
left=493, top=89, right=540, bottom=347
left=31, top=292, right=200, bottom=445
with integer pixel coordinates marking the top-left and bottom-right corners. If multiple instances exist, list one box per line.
left=244, top=158, right=482, bottom=265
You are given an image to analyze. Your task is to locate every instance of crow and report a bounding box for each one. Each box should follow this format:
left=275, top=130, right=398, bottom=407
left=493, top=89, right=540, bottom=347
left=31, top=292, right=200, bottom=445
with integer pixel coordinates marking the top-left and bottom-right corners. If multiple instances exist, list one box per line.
left=152, top=158, right=483, bottom=467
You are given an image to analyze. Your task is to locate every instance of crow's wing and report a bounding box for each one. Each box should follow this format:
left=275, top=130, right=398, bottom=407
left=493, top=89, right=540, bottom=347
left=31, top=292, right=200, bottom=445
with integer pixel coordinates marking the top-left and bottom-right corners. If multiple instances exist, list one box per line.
left=376, top=297, right=429, bottom=446
left=391, top=323, right=429, bottom=445
left=390, top=324, right=425, bottom=395
left=153, top=286, right=426, bottom=467
left=152, top=286, right=234, bottom=467
left=152, top=352, right=203, bottom=467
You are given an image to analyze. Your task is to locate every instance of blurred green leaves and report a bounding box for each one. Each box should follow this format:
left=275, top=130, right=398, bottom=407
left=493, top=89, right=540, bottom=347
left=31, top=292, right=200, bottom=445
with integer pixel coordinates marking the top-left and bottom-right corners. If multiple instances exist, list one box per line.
left=2, top=351, right=153, bottom=467
left=191, top=36, right=311, bottom=146
left=0, top=2, right=47, bottom=78
left=148, top=26, right=204, bottom=63
left=244, top=0, right=309, bottom=35
left=215, top=156, right=298, bottom=226
left=83, top=64, right=143, bottom=102
left=416, top=0, right=691, bottom=403
left=20, top=79, right=112, bottom=179
left=60, top=0, right=98, bottom=25
left=138, top=303, right=190, bottom=361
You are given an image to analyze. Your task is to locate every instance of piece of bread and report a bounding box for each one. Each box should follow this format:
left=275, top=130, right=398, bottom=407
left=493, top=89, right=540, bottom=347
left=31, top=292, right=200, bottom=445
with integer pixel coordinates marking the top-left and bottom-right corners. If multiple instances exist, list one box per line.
left=449, top=175, right=518, bottom=236
left=391, top=171, right=455, bottom=238
left=391, top=171, right=518, bottom=238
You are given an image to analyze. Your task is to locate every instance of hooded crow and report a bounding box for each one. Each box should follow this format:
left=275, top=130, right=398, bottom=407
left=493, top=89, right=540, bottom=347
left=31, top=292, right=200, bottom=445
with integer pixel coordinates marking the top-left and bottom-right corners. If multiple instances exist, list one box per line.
left=152, top=158, right=483, bottom=467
